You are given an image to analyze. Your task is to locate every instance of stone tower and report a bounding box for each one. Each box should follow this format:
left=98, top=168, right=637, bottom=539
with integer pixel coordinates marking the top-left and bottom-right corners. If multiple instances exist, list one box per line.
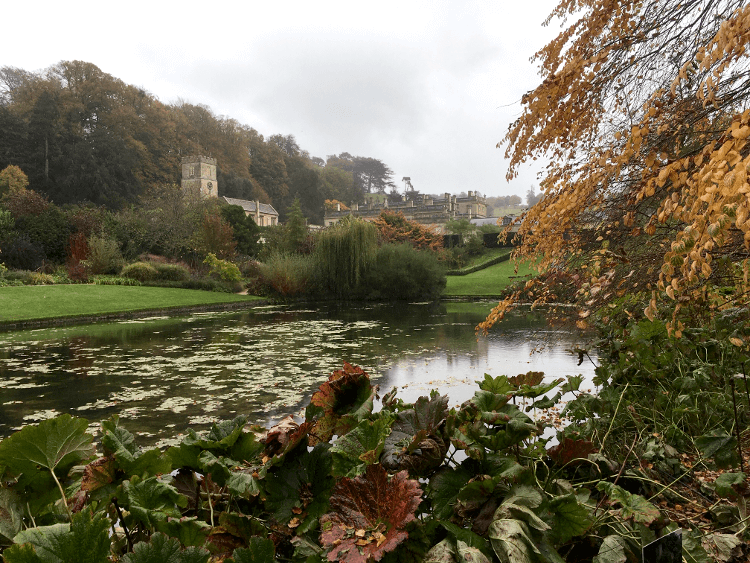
left=181, top=156, right=218, bottom=198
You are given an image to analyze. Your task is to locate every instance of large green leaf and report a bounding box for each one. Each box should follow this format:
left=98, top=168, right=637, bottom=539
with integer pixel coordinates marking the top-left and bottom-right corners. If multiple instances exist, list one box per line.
left=120, top=475, right=187, bottom=531
left=226, top=471, right=261, bottom=498
left=183, top=416, right=248, bottom=450
left=157, top=516, right=211, bottom=548
left=263, top=444, right=333, bottom=534
left=596, top=482, right=660, bottom=525
left=121, top=532, right=210, bottom=563
left=542, top=493, right=592, bottom=545
left=695, top=429, right=740, bottom=468
left=0, top=415, right=94, bottom=478
left=428, top=465, right=475, bottom=520
left=101, top=416, right=171, bottom=478
left=478, top=374, right=515, bottom=395
left=440, top=522, right=492, bottom=560
left=488, top=518, right=539, bottom=563
left=713, top=471, right=746, bottom=499
left=225, top=537, right=275, bottom=563
left=9, top=510, right=110, bottom=563
left=0, top=487, right=23, bottom=544
left=592, top=535, right=627, bottom=563
left=331, top=415, right=393, bottom=478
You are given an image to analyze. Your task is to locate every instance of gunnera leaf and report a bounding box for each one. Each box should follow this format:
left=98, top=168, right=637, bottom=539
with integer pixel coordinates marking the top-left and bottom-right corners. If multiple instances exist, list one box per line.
left=263, top=416, right=313, bottom=461
left=332, top=415, right=394, bottom=478
left=120, top=475, right=187, bottom=531
left=320, top=464, right=422, bottom=563
left=101, top=416, right=171, bottom=478
left=0, top=487, right=23, bottom=544
left=263, top=443, right=334, bottom=534
left=0, top=414, right=95, bottom=478
left=225, top=537, right=275, bottom=563
left=81, top=456, right=117, bottom=493
left=121, top=532, right=210, bottom=563
left=11, top=510, right=111, bottom=563
left=508, top=371, right=544, bottom=389
left=308, top=363, right=377, bottom=445
left=477, top=374, right=515, bottom=395
left=381, top=393, right=449, bottom=474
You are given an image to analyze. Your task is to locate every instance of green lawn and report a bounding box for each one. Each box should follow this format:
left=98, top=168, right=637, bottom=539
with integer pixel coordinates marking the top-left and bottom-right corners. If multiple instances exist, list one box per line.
left=0, top=285, right=263, bottom=323
left=443, top=258, right=535, bottom=297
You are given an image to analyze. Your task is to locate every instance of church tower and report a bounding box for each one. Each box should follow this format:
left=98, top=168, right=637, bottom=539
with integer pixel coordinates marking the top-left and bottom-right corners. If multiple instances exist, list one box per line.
left=181, top=156, right=218, bottom=198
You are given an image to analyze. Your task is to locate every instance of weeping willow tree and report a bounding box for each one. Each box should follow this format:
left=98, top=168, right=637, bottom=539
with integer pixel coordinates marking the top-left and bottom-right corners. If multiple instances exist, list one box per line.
left=314, top=217, right=378, bottom=298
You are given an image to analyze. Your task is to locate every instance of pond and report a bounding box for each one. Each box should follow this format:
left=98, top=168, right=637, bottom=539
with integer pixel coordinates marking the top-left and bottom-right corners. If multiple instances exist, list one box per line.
left=0, top=301, right=597, bottom=446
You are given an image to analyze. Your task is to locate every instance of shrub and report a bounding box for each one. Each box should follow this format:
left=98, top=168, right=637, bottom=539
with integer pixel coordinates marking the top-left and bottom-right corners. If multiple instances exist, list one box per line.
left=203, top=253, right=241, bottom=283
left=93, top=276, right=141, bottom=286
left=27, top=272, right=55, bottom=285
left=120, top=261, right=158, bottom=282
left=360, top=243, right=446, bottom=301
left=258, top=253, right=315, bottom=297
left=66, top=232, right=90, bottom=282
left=152, top=262, right=190, bottom=282
left=0, top=234, right=46, bottom=271
left=87, top=234, right=124, bottom=275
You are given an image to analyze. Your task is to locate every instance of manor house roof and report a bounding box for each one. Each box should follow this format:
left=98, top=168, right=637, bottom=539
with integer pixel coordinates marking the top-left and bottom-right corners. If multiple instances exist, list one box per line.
left=221, top=196, right=278, bottom=217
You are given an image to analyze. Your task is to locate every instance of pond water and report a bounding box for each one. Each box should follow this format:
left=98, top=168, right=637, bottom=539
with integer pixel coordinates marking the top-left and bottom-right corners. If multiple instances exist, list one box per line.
left=0, top=301, right=597, bottom=446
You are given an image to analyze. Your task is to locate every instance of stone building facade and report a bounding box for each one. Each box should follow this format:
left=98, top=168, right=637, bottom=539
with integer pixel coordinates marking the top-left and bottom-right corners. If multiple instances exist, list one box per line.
left=181, top=156, right=218, bottom=199
left=323, top=191, right=488, bottom=231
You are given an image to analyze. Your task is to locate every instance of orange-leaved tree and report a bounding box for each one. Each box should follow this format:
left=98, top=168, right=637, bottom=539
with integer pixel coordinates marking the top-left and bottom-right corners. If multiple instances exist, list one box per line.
left=480, top=0, right=750, bottom=339
left=372, top=210, right=443, bottom=252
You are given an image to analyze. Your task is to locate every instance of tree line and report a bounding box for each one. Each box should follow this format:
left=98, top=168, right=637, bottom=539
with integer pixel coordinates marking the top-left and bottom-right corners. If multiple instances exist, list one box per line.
left=0, top=61, right=397, bottom=224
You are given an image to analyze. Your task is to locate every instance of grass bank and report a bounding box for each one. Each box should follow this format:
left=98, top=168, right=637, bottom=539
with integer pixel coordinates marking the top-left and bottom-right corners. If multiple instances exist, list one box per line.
left=443, top=256, right=535, bottom=297
left=0, top=285, right=263, bottom=325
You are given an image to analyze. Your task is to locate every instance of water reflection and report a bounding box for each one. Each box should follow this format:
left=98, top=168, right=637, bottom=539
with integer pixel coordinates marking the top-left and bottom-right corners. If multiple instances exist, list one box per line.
left=0, top=302, right=596, bottom=446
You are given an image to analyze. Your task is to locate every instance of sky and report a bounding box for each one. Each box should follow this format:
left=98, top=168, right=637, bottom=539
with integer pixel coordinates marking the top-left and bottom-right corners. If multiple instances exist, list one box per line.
left=3, top=1, right=561, bottom=200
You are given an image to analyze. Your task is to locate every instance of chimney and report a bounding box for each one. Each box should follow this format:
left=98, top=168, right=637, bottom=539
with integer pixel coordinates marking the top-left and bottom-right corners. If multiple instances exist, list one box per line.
left=337, top=202, right=341, bottom=211
left=254, top=200, right=260, bottom=224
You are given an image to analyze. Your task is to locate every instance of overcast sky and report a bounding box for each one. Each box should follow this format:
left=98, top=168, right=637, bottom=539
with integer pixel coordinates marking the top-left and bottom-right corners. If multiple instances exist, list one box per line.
left=4, top=1, right=561, bottom=200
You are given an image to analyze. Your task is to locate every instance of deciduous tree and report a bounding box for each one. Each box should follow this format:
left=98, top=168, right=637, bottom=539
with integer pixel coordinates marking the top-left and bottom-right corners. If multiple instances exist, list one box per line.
left=482, top=0, right=750, bottom=337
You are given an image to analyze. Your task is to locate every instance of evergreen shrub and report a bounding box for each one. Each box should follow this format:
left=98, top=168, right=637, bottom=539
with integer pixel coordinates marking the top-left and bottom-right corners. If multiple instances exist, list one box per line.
left=0, top=234, right=46, bottom=271
left=87, top=234, right=124, bottom=274
left=152, top=262, right=191, bottom=282
left=121, top=261, right=158, bottom=282
left=360, top=243, right=446, bottom=301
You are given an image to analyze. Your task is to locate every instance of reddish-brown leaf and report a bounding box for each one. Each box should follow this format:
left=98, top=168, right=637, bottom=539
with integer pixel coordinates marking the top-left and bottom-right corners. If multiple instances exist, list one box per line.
left=320, top=464, right=422, bottom=563
left=548, top=437, right=598, bottom=467
left=81, top=455, right=116, bottom=492
left=264, top=416, right=312, bottom=458
left=508, top=371, right=544, bottom=388
left=309, top=363, right=376, bottom=445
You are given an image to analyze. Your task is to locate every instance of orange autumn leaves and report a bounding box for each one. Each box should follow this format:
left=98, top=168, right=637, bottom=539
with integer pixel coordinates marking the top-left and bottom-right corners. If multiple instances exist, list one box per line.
left=485, top=1, right=750, bottom=336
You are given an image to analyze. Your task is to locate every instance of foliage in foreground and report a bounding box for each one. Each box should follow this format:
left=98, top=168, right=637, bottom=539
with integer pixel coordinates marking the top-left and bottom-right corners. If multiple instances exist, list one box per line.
left=485, top=1, right=750, bottom=337
left=0, top=360, right=746, bottom=562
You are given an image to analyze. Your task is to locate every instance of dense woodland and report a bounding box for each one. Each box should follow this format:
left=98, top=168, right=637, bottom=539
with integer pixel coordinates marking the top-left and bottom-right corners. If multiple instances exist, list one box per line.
left=0, top=61, right=401, bottom=224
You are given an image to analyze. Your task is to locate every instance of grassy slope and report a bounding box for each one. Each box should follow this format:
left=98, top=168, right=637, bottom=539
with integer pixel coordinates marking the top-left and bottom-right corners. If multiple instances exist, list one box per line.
left=0, top=285, right=262, bottom=322
left=443, top=257, right=535, bottom=297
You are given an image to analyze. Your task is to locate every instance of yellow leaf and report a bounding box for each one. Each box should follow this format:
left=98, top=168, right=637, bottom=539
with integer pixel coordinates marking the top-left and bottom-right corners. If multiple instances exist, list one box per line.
left=730, top=337, right=744, bottom=347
